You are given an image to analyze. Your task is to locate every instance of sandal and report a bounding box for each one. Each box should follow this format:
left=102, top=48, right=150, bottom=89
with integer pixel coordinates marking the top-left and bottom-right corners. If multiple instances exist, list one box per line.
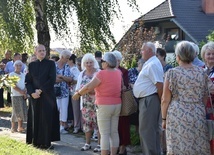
left=11, top=128, right=17, bottom=133
left=17, top=128, right=25, bottom=133
left=93, top=145, right=101, bottom=152
left=81, top=143, right=91, bottom=151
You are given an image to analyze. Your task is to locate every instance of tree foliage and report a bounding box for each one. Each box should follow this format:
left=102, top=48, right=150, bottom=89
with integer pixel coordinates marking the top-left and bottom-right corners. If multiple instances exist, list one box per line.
left=0, top=0, right=34, bottom=54
left=207, top=30, right=214, bottom=42
left=115, top=19, right=156, bottom=67
left=0, top=0, right=139, bottom=56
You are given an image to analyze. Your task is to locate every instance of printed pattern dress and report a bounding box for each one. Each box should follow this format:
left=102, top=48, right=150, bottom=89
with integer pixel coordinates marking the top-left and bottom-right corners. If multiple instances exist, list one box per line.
left=80, top=70, right=98, bottom=132
left=166, top=66, right=210, bottom=155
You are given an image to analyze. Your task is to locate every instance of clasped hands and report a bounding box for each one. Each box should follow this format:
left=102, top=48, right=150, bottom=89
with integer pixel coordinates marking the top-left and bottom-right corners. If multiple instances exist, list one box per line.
left=31, top=89, right=42, bottom=99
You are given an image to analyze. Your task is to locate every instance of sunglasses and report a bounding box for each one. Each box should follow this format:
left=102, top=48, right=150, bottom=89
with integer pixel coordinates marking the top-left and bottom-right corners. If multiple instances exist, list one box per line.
left=101, top=59, right=106, bottom=63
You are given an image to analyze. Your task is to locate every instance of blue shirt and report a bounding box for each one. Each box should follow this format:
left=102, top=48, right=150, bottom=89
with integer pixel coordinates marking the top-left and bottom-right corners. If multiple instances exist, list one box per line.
left=192, top=57, right=205, bottom=67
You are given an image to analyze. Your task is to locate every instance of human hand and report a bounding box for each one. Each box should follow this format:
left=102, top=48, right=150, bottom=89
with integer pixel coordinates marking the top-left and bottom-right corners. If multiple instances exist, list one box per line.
left=72, top=92, right=80, bottom=100
left=162, top=121, right=166, bottom=129
left=31, top=92, right=40, bottom=99
left=35, top=89, right=42, bottom=95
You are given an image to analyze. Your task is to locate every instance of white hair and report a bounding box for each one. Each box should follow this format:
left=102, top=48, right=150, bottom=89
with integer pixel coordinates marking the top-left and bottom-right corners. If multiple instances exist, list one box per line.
left=60, top=50, right=71, bottom=58
left=112, top=50, right=123, bottom=61
left=13, top=60, right=23, bottom=67
left=143, top=42, right=156, bottom=54
left=81, top=53, right=100, bottom=70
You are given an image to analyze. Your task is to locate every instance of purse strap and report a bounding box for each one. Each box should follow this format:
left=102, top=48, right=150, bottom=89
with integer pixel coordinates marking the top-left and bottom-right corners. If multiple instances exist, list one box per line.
left=208, top=87, right=214, bottom=117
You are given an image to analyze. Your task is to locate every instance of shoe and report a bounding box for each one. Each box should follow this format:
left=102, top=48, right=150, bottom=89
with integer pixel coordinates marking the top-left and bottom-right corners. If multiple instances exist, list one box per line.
left=93, top=145, right=101, bottom=152
left=73, top=128, right=79, bottom=134
left=60, top=129, right=68, bottom=134
left=118, top=149, right=127, bottom=155
left=81, top=143, right=91, bottom=151
left=11, top=128, right=17, bottom=133
left=64, top=127, right=70, bottom=131
left=17, top=128, right=26, bottom=133
left=40, top=145, right=54, bottom=150
left=91, top=135, right=98, bottom=141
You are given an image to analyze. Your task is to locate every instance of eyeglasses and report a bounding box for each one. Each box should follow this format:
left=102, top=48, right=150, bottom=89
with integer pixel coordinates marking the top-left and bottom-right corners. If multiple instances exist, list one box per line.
left=101, top=59, right=106, bottom=63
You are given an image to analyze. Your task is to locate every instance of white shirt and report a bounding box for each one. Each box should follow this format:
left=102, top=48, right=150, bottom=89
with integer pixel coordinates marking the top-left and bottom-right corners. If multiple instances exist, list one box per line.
left=70, top=65, right=80, bottom=94
left=133, top=56, right=164, bottom=98
left=9, top=72, right=25, bottom=96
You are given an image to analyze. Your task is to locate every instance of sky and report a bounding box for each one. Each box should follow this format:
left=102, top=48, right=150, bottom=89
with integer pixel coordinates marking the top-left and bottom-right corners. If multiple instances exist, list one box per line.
left=50, top=0, right=164, bottom=48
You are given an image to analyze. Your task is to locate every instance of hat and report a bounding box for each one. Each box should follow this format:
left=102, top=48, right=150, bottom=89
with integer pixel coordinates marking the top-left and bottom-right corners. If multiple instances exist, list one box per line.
left=95, top=51, right=102, bottom=58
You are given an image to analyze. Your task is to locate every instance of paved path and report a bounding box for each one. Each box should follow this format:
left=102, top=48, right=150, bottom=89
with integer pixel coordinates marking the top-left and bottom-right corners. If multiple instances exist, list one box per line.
left=0, top=113, right=141, bottom=155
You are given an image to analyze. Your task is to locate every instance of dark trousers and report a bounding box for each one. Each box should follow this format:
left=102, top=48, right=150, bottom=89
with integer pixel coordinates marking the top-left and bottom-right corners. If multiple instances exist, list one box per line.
left=0, top=88, right=4, bottom=108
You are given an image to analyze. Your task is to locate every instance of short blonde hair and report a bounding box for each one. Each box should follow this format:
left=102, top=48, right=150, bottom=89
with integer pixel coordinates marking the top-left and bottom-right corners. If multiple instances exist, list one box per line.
left=81, top=53, right=100, bottom=70
left=201, top=41, right=214, bottom=62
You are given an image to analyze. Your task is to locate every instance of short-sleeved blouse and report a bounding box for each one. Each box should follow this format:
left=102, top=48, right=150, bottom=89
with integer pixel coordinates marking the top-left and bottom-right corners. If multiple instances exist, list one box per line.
left=166, top=66, right=208, bottom=103
left=55, top=63, right=71, bottom=99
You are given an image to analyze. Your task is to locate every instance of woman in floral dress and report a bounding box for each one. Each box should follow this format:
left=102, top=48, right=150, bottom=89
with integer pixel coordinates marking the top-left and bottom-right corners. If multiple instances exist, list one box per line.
left=161, top=41, right=210, bottom=155
left=75, top=53, right=100, bottom=151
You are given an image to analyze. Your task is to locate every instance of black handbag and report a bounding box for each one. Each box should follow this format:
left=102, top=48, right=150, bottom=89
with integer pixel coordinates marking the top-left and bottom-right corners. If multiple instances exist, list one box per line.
left=54, top=65, right=65, bottom=97
left=54, top=85, right=61, bottom=97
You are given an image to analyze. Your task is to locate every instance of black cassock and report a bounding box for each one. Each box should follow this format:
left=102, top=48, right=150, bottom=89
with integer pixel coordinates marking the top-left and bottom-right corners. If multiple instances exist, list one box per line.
left=26, top=59, right=60, bottom=147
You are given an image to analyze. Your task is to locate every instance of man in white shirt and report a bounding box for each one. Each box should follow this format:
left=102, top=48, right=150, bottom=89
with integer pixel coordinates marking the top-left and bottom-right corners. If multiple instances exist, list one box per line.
left=133, top=42, right=164, bottom=155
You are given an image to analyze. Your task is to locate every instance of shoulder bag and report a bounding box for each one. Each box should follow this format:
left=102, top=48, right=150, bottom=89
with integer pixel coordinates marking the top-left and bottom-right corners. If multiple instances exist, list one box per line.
left=120, top=88, right=138, bottom=116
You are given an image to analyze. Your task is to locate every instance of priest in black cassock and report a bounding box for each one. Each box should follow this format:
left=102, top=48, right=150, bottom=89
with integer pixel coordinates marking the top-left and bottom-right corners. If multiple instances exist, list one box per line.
left=26, top=44, right=60, bottom=149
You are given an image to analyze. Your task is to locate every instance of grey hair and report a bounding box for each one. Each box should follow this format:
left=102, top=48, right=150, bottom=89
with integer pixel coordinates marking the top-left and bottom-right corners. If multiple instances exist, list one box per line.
left=13, top=60, right=23, bottom=67
left=190, top=42, right=200, bottom=56
left=143, top=42, right=156, bottom=54
left=201, top=41, right=214, bottom=61
left=103, top=52, right=117, bottom=68
left=60, top=50, right=71, bottom=58
left=112, top=50, right=123, bottom=61
left=175, top=41, right=195, bottom=63
left=81, top=53, right=100, bottom=70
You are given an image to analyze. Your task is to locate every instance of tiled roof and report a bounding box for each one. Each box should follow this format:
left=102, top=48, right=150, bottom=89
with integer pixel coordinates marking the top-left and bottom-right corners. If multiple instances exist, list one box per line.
left=138, top=0, right=174, bottom=21
left=170, top=0, right=214, bottom=43
left=139, top=0, right=214, bottom=43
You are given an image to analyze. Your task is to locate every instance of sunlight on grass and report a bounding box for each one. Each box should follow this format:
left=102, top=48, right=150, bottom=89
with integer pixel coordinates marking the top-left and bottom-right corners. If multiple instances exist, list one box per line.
left=0, top=136, right=55, bottom=155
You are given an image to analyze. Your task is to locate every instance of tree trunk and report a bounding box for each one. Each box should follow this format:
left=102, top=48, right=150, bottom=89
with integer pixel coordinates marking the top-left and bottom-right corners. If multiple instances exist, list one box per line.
left=34, top=0, right=50, bottom=56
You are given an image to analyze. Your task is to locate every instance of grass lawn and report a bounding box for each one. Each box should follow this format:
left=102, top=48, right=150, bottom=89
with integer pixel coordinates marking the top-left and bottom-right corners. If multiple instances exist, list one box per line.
left=0, top=136, right=55, bottom=155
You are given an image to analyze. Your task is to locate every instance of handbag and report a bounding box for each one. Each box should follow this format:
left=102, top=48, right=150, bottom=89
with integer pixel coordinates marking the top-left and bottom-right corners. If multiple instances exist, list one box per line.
left=54, top=65, right=66, bottom=97
left=54, top=85, right=61, bottom=97
left=120, top=89, right=138, bottom=116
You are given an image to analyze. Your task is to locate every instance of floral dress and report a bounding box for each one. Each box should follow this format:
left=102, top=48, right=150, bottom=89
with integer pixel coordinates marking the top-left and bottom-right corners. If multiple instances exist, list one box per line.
left=81, top=70, right=98, bottom=132
left=166, top=66, right=210, bottom=155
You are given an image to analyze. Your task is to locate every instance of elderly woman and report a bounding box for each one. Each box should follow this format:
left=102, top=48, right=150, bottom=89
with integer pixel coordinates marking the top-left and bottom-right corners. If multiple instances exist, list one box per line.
left=55, top=50, right=72, bottom=134
left=112, top=50, right=130, bottom=155
left=161, top=41, right=210, bottom=154
left=73, top=53, right=100, bottom=151
left=201, top=41, right=214, bottom=153
left=10, top=60, right=27, bottom=133
left=73, top=52, right=121, bottom=155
